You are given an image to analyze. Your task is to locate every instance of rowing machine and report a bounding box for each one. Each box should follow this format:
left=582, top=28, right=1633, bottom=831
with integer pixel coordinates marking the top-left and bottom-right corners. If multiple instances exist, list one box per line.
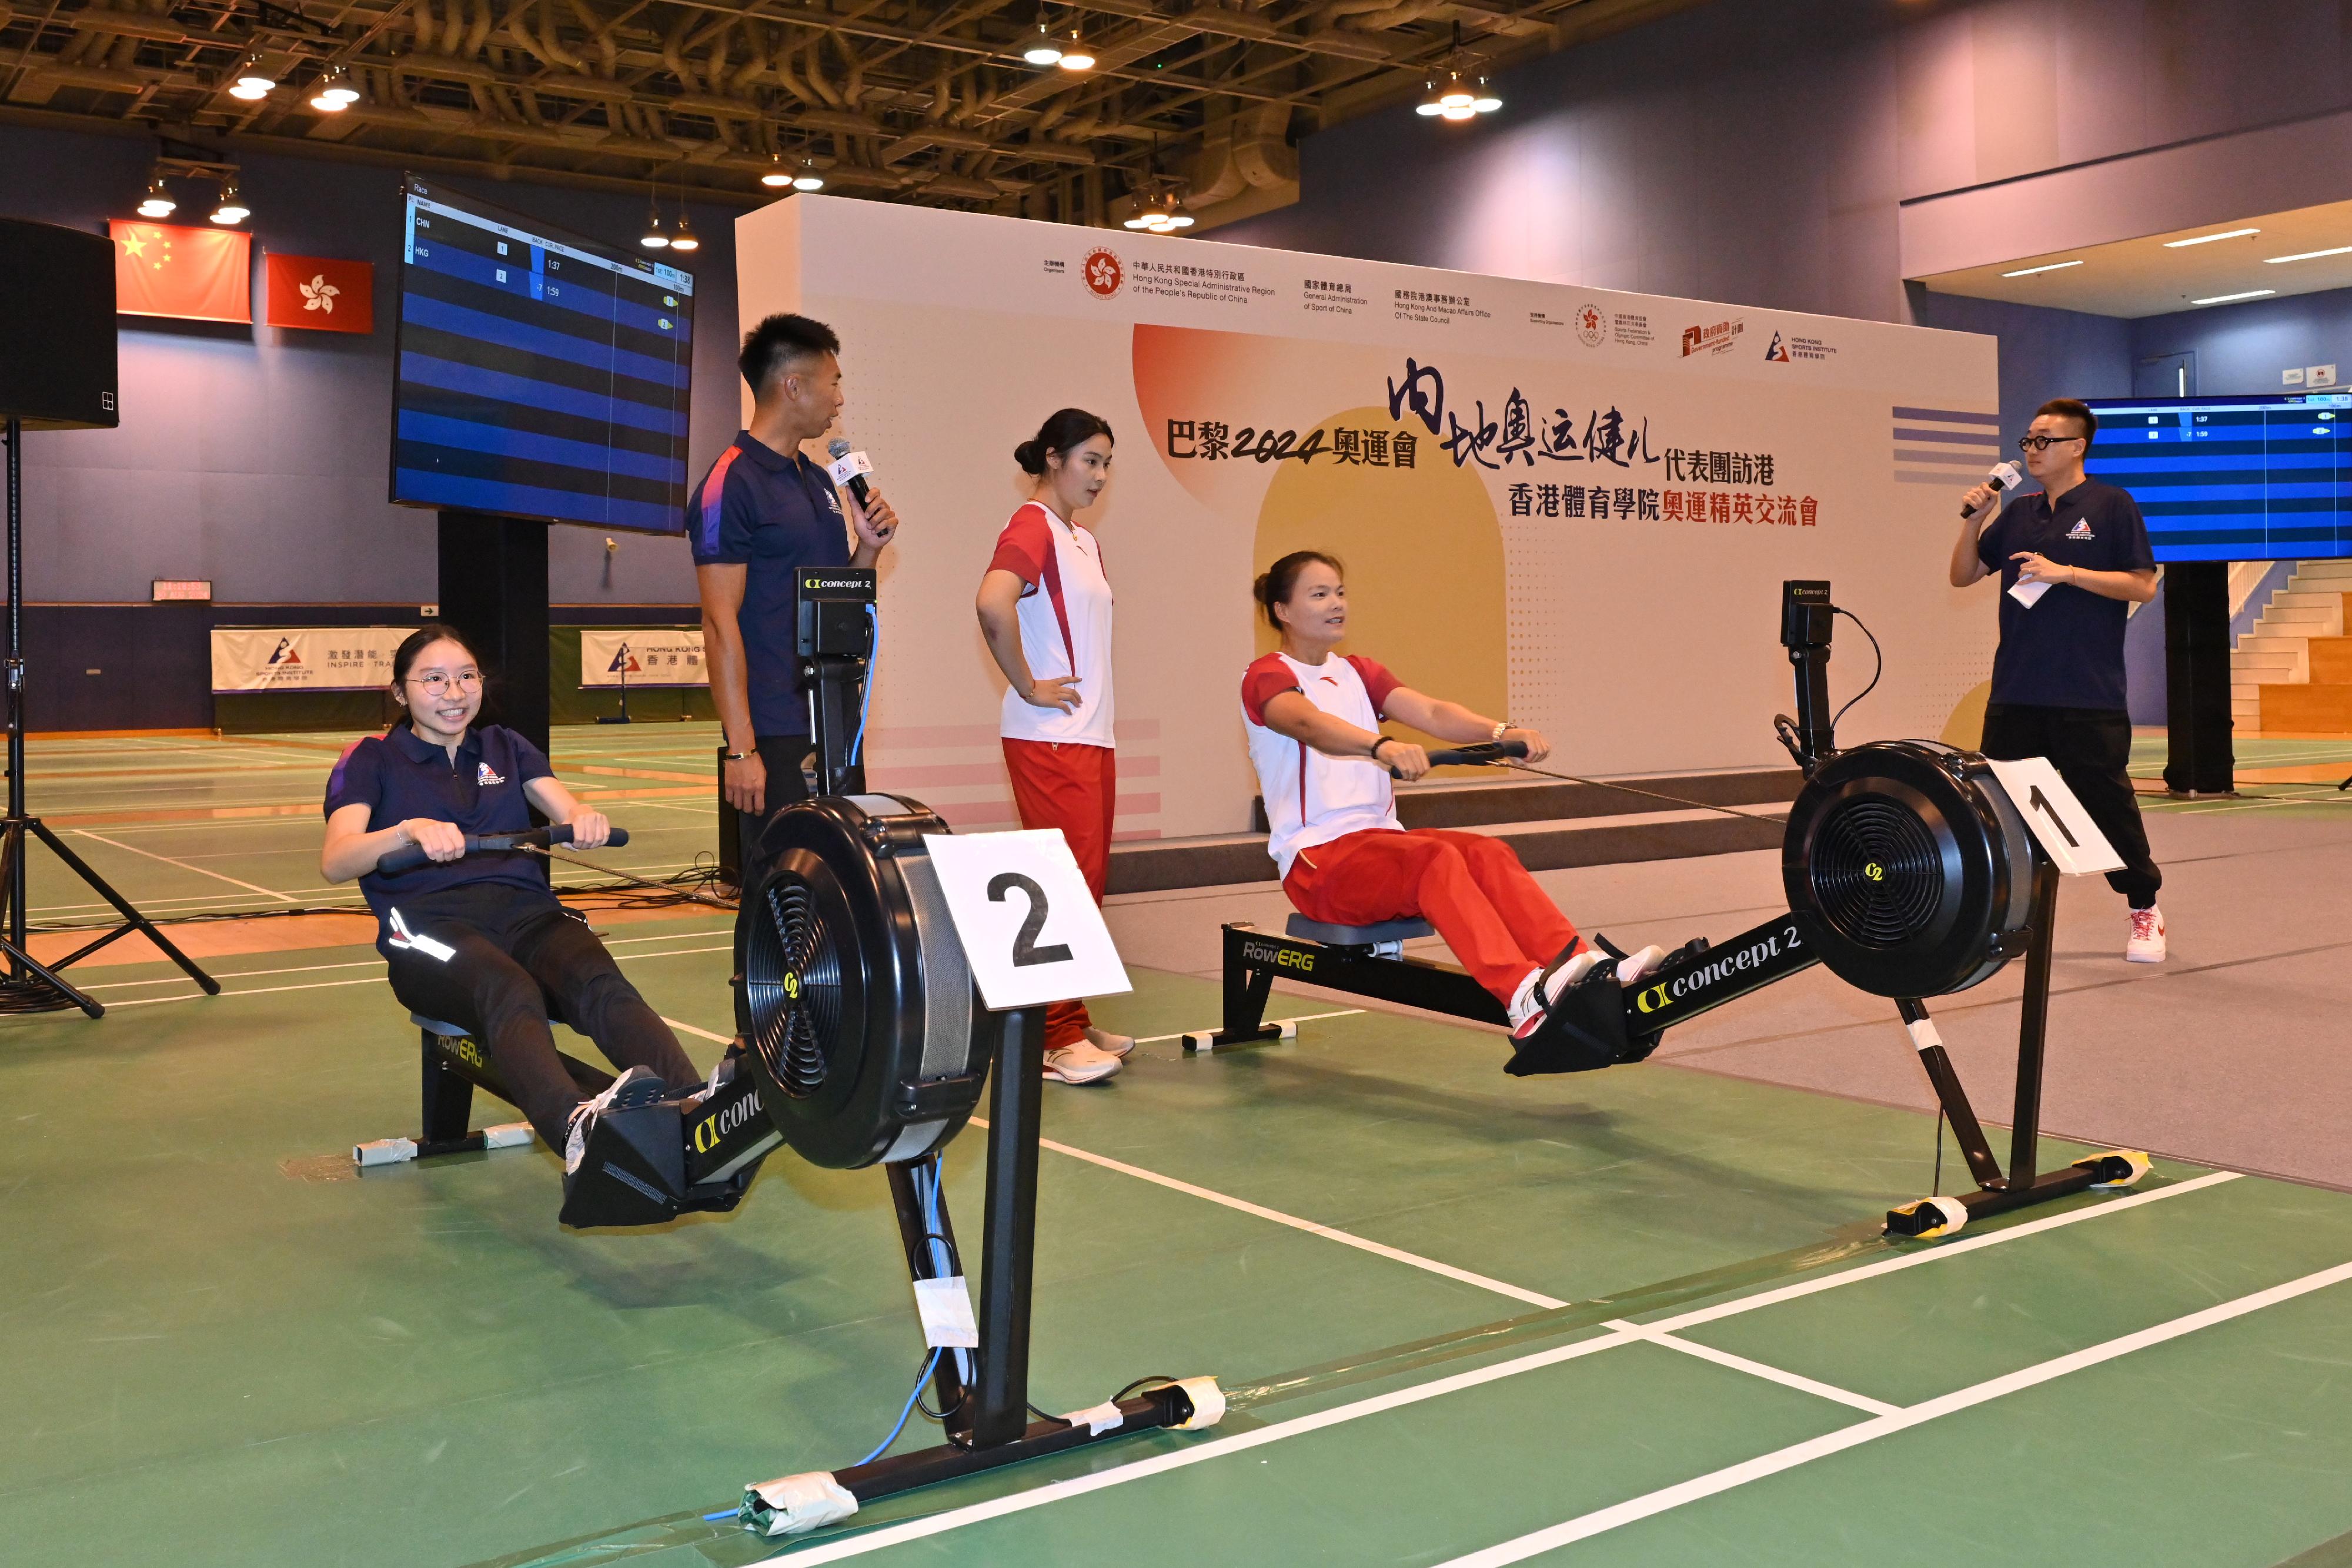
left=1191, top=581, right=2152, bottom=1239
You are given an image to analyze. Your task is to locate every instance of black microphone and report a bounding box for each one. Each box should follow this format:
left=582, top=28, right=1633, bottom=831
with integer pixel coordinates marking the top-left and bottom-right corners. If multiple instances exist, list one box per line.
left=1961, top=459, right=2025, bottom=520
left=827, top=437, right=876, bottom=508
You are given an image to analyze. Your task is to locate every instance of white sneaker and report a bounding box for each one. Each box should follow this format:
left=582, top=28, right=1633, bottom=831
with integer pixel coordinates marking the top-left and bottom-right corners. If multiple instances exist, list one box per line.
left=1043, top=1039, right=1122, bottom=1085
left=1510, top=948, right=1606, bottom=1035
left=564, top=1065, right=671, bottom=1173
left=1612, top=945, right=1668, bottom=985
left=1084, top=1026, right=1136, bottom=1059
left=2126, top=905, right=2166, bottom=963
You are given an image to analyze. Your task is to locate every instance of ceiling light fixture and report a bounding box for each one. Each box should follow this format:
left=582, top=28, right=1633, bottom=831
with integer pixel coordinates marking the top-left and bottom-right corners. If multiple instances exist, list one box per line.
left=1122, top=190, right=1191, bottom=233
left=669, top=201, right=699, bottom=253
left=2265, top=245, right=2352, bottom=263
left=1024, top=16, right=1064, bottom=66
left=761, top=152, right=793, bottom=189
left=640, top=189, right=669, bottom=249
left=2190, top=289, right=2277, bottom=305
left=2163, top=228, right=2261, bottom=248
left=1415, top=25, right=1499, bottom=120
left=209, top=178, right=249, bottom=225
left=2000, top=259, right=2084, bottom=278
left=136, top=175, right=176, bottom=218
left=310, top=67, right=358, bottom=111
left=230, top=54, right=276, bottom=98
left=792, top=158, right=826, bottom=192
left=1057, top=28, right=1095, bottom=70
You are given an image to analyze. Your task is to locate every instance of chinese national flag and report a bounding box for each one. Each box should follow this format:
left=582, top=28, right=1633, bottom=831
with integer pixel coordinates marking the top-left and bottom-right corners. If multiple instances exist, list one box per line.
left=109, top=221, right=250, bottom=323
left=264, top=252, right=375, bottom=333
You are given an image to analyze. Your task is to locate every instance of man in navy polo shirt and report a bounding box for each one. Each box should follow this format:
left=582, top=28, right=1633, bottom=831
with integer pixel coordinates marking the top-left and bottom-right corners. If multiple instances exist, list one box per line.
left=691, top=314, right=901, bottom=875
left=1950, top=397, right=2166, bottom=962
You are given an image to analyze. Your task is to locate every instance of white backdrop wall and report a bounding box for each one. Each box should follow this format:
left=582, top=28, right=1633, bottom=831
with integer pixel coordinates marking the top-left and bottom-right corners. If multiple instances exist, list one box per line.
left=739, top=196, right=1999, bottom=842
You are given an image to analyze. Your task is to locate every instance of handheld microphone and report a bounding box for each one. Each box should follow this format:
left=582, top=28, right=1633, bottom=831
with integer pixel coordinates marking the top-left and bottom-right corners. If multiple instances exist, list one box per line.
left=826, top=437, right=876, bottom=508
left=1961, top=460, right=2025, bottom=520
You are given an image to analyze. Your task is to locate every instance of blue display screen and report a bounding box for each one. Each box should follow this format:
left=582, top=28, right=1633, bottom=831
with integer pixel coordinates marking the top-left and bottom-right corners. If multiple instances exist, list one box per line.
left=391, top=180, right=693, bottom=532
left=2084, top=393, right=2352, bottom=563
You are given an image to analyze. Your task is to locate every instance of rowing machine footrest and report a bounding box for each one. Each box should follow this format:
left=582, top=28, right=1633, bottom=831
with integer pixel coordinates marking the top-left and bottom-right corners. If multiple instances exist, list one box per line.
left=2080, top=1150, right=2151, bottom=1189
left=1182, top=1018, right=1298, bottom=1053
left=1284, top=915, right=1434, bottom=951
left=558, top=1099, right=687, bottom=1229
left=1503, top=965, right=1633, bottom=1076
left=1885, top=1193, right=1969, bottom=1239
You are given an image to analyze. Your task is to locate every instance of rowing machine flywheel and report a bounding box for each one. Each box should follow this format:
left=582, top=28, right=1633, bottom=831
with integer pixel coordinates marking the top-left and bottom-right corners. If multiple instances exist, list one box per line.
left=1781, top=741, right=2037, bottom=999
left=736, top=794, right=987, bottom=1169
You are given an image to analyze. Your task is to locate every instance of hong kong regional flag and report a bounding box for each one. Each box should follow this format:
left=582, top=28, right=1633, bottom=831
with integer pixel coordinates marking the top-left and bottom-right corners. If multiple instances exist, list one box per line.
left=109, top=221, right=251, bottom=323
left=264, top=252, right=375, bottom=333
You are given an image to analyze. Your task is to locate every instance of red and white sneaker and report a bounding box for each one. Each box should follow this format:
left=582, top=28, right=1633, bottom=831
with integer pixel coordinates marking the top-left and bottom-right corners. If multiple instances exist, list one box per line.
left=2126, top=905, right=2166, bottom=964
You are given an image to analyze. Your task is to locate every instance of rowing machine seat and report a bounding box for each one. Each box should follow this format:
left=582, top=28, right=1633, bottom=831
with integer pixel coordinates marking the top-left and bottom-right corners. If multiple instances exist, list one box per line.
left=1284, top=915, right=1434, bottom=950
left=412, top=1012, right=468, bottom=1036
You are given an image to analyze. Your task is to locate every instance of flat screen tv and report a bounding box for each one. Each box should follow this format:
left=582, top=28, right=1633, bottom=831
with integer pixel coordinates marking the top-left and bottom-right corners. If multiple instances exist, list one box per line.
left=390, top=177, right=693, bottom=532
left=2083, top=392, right=2352, bottom=563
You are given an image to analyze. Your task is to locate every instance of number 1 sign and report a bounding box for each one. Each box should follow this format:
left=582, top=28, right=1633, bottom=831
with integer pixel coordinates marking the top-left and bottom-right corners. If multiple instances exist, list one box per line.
left=920, top=830, right=1132, bottom=1011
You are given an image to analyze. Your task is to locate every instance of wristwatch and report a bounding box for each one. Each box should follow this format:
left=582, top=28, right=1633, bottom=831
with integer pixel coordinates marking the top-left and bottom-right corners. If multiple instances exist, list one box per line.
left=1489, top=721, right=1509, bottom=742
left=724, top=749, right=754, bottom=762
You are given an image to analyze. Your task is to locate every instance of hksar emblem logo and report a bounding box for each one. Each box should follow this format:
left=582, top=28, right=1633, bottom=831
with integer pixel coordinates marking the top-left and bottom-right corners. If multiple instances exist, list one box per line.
left=1574, top=303, right=1605, bottom=347
left=1081, top=248, right=1124, bottom=297
left=299, top=275, right=340, bottom=314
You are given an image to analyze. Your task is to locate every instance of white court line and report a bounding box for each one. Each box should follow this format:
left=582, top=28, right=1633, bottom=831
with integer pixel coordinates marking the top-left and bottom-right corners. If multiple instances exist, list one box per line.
left=69, top=830, right=300, bottom=903
left=1134, top=1008, right=1364, bottom=1046
left=1600, top=1319, right=1900, bottom=1416
left=979, top=1119, right=1567, bottom=1310
left=106, top=943, right=732, bottom=1008
left=1440, top=1256, right=2352, bottom=1566
left=664, top=1015, right=735, bottom=1044
left=749, top=1170, right=2241, bottom=1566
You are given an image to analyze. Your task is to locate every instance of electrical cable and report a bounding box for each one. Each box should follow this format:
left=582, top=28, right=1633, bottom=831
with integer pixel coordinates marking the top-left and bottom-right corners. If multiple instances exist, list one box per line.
left=850, top=603, right=877, bottom=767
left=854, top=1347, right=942, bottom=1467
left=1932, top=1104, right=1946, bottom=1197
left=1829, top=606, right=1883, bottom=734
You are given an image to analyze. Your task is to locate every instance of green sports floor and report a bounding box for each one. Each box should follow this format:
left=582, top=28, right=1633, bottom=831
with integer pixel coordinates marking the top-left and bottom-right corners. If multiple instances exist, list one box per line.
left=6, top=727, right=2352, bottom=1568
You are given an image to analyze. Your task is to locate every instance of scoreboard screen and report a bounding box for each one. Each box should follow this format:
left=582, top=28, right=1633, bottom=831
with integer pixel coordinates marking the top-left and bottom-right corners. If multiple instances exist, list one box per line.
left=390, top=178, right=692, bottom=532
left=2084, top=393, right=2352, bottom=563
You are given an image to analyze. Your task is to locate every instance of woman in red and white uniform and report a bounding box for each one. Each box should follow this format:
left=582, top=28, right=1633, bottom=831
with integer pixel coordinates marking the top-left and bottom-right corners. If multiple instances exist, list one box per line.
left=1241, top=551, right=1661, bottom=1052
left=975, top=409, right=1130, bottom=1084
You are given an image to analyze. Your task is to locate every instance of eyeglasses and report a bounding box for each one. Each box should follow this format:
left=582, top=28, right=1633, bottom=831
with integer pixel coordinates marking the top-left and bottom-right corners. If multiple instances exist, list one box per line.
left=406, top=671, right=483, bottom=696
left=2017, top=433, right=2084, bottom=453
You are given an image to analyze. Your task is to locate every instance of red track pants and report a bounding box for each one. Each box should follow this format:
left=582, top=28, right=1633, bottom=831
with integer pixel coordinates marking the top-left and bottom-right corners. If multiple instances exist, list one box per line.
left=1002, top=738, right=1115, bottom=1049
left=1284, top=828, right=1581, bottom=1005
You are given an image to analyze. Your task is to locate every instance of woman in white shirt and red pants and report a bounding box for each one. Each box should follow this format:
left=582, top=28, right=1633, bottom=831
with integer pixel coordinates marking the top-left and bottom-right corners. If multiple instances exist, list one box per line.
left=975, top=410, right=1132, bottom=1084
left=1241, top=551, right=1662, bottom=1057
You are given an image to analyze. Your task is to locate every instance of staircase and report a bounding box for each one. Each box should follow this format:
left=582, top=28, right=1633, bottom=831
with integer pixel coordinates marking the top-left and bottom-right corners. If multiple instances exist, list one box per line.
left=2235, top=559, right=2352, bottom=735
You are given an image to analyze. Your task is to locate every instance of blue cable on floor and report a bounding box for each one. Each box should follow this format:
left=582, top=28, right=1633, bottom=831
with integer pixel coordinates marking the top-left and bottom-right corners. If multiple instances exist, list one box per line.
left=856, top=1347, right=942, bottom=1467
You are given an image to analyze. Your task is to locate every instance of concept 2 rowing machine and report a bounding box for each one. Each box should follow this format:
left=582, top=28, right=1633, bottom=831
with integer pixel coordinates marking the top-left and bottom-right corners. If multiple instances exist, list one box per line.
left=1191, top=581, right=2152, bottom=1239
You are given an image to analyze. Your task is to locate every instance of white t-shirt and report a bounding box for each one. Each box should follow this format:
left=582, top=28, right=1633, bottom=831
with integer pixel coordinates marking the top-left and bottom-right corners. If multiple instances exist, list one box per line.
left=1241, top=650, right=1406, bottom=879
left=988, top=501, right=1115, bottom=748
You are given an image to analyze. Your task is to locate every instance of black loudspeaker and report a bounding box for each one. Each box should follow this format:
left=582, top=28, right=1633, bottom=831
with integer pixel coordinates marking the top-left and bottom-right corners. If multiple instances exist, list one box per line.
left=0, top=219, right=118, bottom=430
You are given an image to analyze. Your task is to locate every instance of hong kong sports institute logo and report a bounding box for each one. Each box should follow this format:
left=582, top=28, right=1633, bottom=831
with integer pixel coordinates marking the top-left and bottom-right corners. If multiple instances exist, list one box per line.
left=1573, top=303, right=1605, bottom=347
left=1082, top=248, right=1124, bottom=297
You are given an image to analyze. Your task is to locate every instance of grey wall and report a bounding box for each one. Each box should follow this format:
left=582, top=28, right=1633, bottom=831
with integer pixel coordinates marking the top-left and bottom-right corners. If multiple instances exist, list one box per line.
left=0, top=123, right=751, bottom=605
left=2134, top=286, right=2352, bottom=396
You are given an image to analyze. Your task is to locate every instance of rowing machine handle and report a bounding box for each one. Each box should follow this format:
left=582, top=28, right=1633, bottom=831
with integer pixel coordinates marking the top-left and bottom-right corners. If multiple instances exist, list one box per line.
left=1387, top=739, right=1529, bottom=777
left=374, top=823, right=629, bottom=877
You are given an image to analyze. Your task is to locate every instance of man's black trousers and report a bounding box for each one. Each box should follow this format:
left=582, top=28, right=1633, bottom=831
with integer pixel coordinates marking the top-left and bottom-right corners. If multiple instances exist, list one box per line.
left=383, top=886, right=700, bottom=1148
left=1979, top=703, right=2162, bottom=908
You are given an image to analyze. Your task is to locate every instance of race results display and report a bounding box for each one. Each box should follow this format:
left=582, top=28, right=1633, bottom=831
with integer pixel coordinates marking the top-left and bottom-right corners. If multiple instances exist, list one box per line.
left=391, top=179, right=693, bottom=532
left=2085, top=392, right=2352, bottom=563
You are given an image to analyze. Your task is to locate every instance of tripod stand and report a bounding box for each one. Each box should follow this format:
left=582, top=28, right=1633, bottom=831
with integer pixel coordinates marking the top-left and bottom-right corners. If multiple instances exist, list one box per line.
left=0, top=417, right=218, bottom=1016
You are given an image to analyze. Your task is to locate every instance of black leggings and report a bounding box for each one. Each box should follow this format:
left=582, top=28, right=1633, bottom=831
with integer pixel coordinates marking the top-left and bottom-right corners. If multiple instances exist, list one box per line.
left=1980, top=703, right=2162, bottom=909
left=383, top=889, right=700, bottom=1148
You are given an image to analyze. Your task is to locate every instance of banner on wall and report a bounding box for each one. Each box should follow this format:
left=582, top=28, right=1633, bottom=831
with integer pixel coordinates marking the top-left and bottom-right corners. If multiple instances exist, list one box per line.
left=580, top=628, right=707, bottom=688
left=211, top=627, right=413, bottom=693
left=736, top=198, right=2000, bottom=839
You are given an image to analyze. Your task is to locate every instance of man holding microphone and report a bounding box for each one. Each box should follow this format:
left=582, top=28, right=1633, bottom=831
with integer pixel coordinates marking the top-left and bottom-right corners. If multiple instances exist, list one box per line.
left=1949, top=397, right=2166, bottom=962
left=691, top=314, right=902, bottom=879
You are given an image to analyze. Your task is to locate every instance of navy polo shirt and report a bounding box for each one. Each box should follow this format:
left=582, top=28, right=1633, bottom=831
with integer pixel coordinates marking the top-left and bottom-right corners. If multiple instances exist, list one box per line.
left=1977, top=479, right=2155, bottom=712
left=687, top=429, right=850, bottom=737
left=323, top=723, right=558, bottom=937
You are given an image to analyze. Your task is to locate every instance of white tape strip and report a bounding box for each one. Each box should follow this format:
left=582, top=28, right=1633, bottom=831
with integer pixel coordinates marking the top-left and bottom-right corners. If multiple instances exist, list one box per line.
left=1063, top=1402, right=1125, bottom=1436
left=912, top=1276, right=978, bottom=1349
left=746, top=1473, right=858, bottom=1537
left=1903, top=1017, right=1943, bottom=1053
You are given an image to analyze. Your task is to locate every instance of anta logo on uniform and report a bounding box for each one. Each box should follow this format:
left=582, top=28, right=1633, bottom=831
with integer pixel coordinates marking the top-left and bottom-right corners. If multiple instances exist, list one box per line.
left=2066, top=520, right=2094, bottom=540
left=477, top=761, right=506, bottom=787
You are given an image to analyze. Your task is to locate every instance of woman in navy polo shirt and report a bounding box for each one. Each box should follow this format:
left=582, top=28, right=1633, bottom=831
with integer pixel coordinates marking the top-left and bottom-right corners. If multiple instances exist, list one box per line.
left=321, top=626, right=700, bottom=1179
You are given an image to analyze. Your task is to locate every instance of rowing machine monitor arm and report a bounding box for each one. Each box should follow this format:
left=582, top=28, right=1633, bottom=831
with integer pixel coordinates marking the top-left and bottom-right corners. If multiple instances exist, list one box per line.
left=1776, top=579, right=1836, bottom=777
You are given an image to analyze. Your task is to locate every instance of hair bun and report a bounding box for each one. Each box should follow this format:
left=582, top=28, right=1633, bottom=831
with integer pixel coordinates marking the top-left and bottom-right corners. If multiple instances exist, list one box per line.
left=1013, top=439, right=1044, bottom=474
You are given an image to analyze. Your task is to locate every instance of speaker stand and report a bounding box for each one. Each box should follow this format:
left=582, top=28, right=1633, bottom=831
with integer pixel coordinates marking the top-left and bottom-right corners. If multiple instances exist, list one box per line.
left=0, top=417, right=219, bottom=1015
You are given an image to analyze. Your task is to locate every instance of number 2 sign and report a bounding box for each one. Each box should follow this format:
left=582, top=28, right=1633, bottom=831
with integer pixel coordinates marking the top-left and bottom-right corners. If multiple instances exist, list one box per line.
left=920, top=830, right=1131, bottom=1011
